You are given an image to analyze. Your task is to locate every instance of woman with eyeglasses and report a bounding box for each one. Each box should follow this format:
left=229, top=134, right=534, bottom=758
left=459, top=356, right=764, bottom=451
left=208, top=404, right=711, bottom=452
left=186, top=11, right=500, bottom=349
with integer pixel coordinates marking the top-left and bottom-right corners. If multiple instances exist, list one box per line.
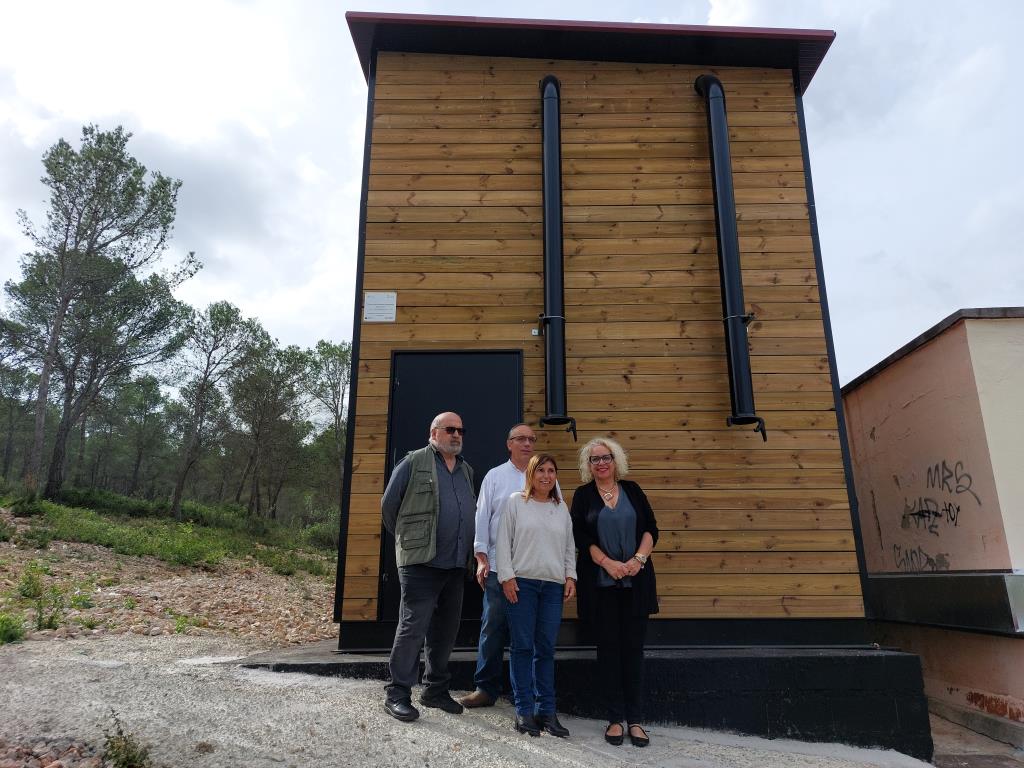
left=569, top=437, right=659, bottom=748
left=495, top=453, right=577, bottom=738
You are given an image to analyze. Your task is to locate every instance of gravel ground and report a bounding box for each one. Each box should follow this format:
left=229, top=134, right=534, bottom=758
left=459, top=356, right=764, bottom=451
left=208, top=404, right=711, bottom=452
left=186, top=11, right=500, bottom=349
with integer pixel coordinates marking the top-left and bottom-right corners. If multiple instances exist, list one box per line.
left=0, top=634, right=933, bottom=768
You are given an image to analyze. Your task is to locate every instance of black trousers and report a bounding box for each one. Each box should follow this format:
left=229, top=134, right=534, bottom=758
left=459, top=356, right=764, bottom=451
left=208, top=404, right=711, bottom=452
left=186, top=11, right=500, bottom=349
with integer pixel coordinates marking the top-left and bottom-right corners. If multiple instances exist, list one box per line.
left=386, top=565, right=465, bottom=701
left=595, top=586, right=648, bottom=724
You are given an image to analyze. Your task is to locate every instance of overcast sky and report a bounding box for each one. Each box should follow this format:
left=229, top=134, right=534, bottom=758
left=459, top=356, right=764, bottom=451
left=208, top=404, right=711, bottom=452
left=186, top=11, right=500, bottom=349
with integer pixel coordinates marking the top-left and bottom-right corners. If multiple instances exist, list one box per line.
left=2, top=0, right=1021, bottom=384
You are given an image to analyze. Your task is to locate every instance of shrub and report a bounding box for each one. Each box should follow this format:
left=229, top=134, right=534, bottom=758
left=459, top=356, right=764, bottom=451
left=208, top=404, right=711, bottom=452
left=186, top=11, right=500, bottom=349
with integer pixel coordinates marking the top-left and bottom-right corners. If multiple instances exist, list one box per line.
left=0, top=612, right=25, bottom=644
left=0, top=518, right=14, bottom=542
left=103, top=710, right=153, bottom=768
left=10, top=495, right=43, bottom=518
left=15, top=525, right=53, bottom=549
left=70, top=591, right=95, bottom=609
left=303, top=520, right=340, bottom=551
left=18, top=562, right=64, bottom=630
left=57, top=488, right=157, bottom=518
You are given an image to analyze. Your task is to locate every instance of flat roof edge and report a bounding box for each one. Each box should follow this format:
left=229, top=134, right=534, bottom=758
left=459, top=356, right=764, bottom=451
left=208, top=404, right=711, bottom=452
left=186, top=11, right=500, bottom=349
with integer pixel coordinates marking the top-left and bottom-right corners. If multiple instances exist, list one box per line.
left=345, top=11, right=835, bottom=91
left=842, top=307, right=1024, bottom=395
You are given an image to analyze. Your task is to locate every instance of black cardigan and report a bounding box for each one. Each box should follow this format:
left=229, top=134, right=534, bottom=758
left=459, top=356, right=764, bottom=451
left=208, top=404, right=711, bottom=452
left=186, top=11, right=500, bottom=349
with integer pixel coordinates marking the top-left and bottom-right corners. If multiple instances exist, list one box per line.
left=569, top=479, right=660, bottom=626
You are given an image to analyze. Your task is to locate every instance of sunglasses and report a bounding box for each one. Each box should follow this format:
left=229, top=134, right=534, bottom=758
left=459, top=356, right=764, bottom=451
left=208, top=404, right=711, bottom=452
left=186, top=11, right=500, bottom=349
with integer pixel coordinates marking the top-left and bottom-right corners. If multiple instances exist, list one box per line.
left=441, top=426, right=466, bottom=435
left=588, top=454, right=614, bottom=465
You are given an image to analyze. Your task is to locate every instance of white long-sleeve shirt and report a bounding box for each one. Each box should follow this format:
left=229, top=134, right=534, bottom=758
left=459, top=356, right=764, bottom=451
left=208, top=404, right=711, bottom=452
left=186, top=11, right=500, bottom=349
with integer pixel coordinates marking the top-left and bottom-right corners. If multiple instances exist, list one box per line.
left=473, top=460, right=560, bottom=568
left=496, top=493, right=577, bottom=585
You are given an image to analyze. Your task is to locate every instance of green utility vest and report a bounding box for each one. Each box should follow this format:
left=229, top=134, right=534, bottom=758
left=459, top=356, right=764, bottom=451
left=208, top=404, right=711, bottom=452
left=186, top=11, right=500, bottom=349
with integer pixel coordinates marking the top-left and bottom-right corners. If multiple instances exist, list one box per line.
left=394, top=445, right=474, bottom=567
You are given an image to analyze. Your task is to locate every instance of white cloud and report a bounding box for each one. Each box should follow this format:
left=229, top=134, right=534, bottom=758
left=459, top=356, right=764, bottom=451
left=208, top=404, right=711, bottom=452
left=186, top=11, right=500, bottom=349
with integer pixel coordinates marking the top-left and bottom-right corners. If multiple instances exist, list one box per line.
left=2, top=0, right=1023, bottom=384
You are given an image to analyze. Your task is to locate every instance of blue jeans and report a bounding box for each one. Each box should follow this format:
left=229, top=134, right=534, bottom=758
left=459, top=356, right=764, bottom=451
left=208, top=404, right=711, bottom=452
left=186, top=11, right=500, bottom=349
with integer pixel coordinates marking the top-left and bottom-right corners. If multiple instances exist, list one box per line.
left=504, top=577, right=563, bottom=716
left=473, top=572, right=509, bottom=698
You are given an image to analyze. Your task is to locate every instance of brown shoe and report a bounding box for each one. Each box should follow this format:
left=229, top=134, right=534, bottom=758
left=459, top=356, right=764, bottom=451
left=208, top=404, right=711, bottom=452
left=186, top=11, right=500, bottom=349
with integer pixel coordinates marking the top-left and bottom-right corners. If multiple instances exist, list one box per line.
left=458, top=689, right=496, bottom=708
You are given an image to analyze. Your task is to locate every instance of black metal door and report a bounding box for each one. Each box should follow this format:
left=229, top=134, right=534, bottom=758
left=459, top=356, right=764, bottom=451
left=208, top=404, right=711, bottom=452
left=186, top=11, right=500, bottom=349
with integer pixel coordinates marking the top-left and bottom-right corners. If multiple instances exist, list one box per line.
left=379, top=350, right=523, bottom=633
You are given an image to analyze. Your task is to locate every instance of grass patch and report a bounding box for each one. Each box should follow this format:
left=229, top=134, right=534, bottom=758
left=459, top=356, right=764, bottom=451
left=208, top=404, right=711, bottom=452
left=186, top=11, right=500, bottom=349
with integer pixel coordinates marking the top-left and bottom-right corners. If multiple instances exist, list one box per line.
left=34, top=501, right=227, bottom=567
left=0, top=611, right=25, bottom=644
left=172, top=613, right=206, bottom=634
left=14, top=525, right=53, bottom=549
left=27, top=498, right=329, bottom=577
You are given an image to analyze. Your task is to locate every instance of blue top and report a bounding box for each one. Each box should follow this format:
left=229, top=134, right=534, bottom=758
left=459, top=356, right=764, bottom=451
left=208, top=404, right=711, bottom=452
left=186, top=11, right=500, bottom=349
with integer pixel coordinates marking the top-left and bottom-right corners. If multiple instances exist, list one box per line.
left=596, top=487, right=637, bottom=588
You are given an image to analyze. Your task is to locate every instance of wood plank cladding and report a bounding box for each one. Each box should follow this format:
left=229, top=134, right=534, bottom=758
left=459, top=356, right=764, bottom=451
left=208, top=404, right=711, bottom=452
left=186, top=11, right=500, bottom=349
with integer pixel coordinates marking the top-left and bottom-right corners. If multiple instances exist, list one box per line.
left=342, top=51, right=863, bottom=623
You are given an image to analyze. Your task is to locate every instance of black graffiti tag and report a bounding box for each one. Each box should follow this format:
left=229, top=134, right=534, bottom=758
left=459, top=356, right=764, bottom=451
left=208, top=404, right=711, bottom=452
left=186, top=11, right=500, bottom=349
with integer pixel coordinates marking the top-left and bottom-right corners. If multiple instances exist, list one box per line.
left=925, top=460, right=981, bottom=505
left=893, top=543, right=951, bottom=573
left=901, top=496, right=960, bottom=536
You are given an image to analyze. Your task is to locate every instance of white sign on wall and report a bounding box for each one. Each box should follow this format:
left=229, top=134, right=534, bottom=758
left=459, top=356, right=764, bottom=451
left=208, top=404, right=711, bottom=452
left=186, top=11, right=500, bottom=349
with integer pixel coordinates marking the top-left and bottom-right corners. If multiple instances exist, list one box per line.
left=363, top=292, right=397, bottom=322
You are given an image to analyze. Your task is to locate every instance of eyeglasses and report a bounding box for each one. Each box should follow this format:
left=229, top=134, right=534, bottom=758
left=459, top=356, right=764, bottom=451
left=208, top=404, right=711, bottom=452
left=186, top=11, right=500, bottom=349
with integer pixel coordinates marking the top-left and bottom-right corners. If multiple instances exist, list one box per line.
left=441, top=426, right=466, bottom=435
left=588, top=454, right=614, bottom=465
left=510, top=435, right=537, bottom=444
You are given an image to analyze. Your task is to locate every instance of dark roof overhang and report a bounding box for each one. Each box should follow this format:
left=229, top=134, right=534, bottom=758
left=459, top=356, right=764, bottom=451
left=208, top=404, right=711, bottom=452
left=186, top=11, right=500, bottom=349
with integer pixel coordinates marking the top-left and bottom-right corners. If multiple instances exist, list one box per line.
left=346, top=11, right=834, bottom=93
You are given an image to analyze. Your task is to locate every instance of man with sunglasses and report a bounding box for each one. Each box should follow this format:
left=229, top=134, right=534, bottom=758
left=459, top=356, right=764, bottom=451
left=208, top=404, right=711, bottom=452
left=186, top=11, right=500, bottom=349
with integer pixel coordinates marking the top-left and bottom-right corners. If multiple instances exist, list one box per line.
left=381, top=412, right=476, bottom=722
left=460, top=423, right=560, bottom=709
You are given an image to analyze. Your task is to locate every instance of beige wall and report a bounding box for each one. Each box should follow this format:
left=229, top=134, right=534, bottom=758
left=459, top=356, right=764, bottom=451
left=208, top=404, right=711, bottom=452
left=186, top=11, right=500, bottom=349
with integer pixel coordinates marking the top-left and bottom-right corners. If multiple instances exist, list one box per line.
left=844, top=321, right=1010, bottom=573
left=967, top=318, right=1024, bottom=571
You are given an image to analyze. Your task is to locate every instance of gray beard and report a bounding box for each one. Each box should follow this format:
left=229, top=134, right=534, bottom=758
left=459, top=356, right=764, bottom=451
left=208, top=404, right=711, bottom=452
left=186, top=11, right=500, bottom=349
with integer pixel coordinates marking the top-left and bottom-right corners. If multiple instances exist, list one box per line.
left=430, top=438, right=462, bottom=457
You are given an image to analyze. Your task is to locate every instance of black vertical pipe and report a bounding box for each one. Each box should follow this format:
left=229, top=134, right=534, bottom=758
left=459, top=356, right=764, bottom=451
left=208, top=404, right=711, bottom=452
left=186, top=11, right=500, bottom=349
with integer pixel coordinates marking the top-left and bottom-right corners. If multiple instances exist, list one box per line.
left=538, top=75, right=576, bottom=440
left=695, top=74, right=767, bottom=441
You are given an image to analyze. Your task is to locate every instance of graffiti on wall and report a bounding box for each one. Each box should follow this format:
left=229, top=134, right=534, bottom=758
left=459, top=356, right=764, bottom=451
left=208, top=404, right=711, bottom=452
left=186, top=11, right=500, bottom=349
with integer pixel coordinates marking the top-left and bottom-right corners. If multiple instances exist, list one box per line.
left=892, top=543, right=950, bottom=573
left=887, top=458, right=982, bottom=572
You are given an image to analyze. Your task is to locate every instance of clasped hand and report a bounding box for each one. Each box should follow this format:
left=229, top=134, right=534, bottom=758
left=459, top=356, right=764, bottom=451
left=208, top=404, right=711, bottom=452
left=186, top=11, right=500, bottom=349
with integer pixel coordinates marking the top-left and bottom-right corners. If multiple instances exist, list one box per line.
left=603, top=557, right=641, bottom=580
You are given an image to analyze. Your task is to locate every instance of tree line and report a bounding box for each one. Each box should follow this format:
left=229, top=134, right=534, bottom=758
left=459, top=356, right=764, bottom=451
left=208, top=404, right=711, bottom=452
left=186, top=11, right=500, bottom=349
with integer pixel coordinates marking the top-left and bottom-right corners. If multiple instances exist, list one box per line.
left=1, top=126, right=351, bottom=529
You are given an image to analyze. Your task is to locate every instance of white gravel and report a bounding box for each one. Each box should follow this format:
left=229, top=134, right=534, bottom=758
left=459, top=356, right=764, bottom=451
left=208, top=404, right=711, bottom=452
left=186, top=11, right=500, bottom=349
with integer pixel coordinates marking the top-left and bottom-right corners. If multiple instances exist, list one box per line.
left=0, top=635, right=932, bottom=768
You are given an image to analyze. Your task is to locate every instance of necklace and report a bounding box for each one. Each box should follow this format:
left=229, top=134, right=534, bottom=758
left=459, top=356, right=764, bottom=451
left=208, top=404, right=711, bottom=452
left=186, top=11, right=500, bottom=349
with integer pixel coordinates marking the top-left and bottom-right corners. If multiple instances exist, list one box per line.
left=597, top=483, right=616, bottom=501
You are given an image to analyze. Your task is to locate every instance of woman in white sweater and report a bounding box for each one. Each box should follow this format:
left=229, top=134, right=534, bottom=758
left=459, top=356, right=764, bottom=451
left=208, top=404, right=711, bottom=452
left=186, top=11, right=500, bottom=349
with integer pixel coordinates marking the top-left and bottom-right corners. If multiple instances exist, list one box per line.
left=496, top=453, right=577, bottom=738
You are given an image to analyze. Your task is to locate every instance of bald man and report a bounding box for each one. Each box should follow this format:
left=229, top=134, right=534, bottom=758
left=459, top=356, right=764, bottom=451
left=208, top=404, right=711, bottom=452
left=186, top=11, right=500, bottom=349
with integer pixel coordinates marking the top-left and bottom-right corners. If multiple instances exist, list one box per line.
left=381, top=412, right=476, bottom=722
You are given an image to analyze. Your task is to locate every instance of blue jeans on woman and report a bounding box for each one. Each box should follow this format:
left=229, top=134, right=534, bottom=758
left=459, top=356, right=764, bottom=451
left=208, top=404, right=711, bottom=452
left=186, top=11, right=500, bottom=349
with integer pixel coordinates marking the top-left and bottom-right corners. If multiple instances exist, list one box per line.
left=504, top=577, right=563, bottom=717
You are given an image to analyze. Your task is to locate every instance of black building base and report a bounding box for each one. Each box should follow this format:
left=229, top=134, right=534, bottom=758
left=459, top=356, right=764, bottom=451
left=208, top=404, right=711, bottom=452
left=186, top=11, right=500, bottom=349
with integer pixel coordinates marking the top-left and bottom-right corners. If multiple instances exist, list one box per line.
left=242, top=645, right=933, bottom=761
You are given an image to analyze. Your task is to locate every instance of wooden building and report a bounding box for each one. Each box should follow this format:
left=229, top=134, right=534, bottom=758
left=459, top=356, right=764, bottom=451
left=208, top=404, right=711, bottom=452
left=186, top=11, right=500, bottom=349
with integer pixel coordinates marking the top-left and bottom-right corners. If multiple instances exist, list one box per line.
left=334, top=12, right=869, bottom=652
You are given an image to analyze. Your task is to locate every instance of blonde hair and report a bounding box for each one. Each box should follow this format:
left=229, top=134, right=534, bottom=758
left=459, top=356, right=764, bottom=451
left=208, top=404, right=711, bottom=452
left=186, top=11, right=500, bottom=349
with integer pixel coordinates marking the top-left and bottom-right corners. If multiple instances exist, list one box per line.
left=577, top=437, right=629, bottom=482
left=523, top=453, right=561, bottom=503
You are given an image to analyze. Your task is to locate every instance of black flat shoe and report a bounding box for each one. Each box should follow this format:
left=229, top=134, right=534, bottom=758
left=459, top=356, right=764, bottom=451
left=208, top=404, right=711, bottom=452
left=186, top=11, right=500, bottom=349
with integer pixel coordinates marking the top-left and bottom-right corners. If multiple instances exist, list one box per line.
left=535, top=713, right=570, bottom=738
left=628, top=724, right=650, bottom=747
left=419, top=691, right=464, bottom=714
left=383, top=698, right=419, bottom=722
left=604, top=722, right=624, bottom=746
left=514, top=713, right=541, bottom=737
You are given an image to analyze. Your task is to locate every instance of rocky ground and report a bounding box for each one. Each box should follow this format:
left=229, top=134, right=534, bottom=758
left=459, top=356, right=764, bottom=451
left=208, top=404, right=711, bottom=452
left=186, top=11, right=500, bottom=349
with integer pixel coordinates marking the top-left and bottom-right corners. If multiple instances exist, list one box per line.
left=0, top=506, right=335, bottom=766
left=0, top=508, right=335, bottom=646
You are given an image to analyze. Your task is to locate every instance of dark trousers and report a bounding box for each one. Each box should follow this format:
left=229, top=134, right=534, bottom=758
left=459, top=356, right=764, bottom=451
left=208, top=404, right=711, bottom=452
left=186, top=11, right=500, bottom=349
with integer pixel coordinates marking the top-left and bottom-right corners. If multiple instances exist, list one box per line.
left=472, top=572, right=509, bottom=698
left=386, top=565, right=465, bottom=702
left=596, top=587, right=648, bottom=724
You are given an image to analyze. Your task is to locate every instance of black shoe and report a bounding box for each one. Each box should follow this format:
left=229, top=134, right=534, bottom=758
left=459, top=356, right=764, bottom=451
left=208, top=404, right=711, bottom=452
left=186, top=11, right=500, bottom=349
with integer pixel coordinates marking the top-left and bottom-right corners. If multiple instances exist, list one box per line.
left=514, top=713, right=541, bottom=737
left=419, top=691, right=464, bottom=714
left=604, top=722, right=624, bottom=746
left=536, top=713, right=570, bottom=738
left=628, top=724, right=650, bottom=747
left=383, top=698, right=419, bottom=722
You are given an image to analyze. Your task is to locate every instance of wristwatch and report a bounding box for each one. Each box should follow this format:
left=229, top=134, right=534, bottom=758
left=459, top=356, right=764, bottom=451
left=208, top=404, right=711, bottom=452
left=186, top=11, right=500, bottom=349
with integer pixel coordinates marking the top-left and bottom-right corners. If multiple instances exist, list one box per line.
left=632, top=553, right=648, bottom=566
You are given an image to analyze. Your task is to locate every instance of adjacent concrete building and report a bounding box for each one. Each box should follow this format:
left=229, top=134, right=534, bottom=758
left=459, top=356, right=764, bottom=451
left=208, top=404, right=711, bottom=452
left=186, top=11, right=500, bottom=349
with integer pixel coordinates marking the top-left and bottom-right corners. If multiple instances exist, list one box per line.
left=843, top=307, right=1024, bottom=746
